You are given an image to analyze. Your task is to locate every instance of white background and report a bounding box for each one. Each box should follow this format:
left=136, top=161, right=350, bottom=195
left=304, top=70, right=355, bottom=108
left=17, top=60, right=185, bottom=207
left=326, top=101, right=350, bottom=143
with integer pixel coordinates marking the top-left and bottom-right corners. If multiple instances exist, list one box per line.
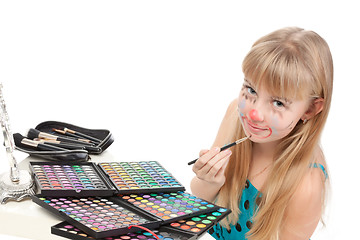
left=0, top=1, right=359, bottom=239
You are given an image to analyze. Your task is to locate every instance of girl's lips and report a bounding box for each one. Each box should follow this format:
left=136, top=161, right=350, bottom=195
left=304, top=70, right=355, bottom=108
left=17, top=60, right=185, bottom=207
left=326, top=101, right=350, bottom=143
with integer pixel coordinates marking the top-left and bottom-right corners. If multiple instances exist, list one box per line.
left=240, top=115, right=272, bottom=139
left=246, top=120, right=268, bottom=132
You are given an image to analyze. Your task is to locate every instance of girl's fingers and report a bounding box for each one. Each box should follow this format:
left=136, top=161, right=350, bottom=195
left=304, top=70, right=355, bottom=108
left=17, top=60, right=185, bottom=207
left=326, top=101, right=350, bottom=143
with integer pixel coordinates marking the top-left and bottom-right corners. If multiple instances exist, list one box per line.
left=192, top=147, right=220, bottom=172
left=195, top=149, right=232, bottom=181
left=207, top=150, right=232, bottom=177
left=199, top=149, right=209, bottom=157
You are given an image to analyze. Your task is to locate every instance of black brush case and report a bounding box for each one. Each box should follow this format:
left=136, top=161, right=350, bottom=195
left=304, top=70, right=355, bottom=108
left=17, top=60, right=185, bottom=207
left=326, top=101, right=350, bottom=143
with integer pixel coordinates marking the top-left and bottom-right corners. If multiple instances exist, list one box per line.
left=14, top=121, right=114, bottom=161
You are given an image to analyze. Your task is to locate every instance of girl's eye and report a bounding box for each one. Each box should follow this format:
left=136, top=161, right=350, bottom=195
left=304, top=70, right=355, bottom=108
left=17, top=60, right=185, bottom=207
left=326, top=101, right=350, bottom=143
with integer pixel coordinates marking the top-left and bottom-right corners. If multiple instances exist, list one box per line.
left=273, top=100, right=285, bottom=108
left=247, top=86, right=257, bottom=95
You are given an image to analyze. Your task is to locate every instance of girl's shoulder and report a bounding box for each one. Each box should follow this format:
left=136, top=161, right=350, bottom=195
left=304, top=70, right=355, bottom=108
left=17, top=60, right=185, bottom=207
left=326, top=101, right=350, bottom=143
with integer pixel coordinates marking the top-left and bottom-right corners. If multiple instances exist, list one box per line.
left=280, top=147, right=327, bottom=238
left=312, top=145, right=328, bottom=179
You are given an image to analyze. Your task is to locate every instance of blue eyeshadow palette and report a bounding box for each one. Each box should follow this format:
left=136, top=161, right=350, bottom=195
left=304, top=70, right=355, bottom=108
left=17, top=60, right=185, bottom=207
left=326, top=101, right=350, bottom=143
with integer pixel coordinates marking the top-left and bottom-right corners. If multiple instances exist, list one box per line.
left=30, top=161, right=185, bottom=197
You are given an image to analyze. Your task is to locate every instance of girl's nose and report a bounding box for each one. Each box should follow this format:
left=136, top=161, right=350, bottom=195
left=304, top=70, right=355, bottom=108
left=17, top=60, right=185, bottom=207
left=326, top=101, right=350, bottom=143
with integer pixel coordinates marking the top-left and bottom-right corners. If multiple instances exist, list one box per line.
left=249, top=109, right=263, bottom=122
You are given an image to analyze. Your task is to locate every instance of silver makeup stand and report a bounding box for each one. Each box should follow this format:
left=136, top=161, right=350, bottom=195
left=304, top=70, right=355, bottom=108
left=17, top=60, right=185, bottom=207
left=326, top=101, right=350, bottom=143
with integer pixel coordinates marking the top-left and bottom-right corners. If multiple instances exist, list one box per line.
left=0, top=83, right=36, bottom=204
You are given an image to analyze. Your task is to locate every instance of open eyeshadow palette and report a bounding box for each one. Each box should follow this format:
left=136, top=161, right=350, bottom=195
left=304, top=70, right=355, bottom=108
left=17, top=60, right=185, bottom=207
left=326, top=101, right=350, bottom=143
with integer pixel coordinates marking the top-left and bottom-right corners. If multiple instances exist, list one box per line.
left=31, top=191, right=226, bottom=238
left=51, top=223, right=194, bottom=240
left=30, top=161, right=185, bottom=196
left=51, top=207, right=231, bottom=240
left=118, top=192, right=219, bottom=224
left=32, top=195, right=160, bottom=238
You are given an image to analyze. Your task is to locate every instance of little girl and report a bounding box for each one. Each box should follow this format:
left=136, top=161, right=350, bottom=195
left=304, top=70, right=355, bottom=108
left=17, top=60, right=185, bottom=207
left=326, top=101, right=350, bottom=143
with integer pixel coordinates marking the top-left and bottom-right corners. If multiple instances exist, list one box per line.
left=190, top=27, right=333, bottom=240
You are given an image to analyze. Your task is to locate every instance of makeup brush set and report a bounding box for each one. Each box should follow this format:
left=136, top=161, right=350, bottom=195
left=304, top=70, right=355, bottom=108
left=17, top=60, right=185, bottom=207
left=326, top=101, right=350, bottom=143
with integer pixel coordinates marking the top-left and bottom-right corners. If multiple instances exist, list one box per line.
left=13, top=121, right=114, bottom=161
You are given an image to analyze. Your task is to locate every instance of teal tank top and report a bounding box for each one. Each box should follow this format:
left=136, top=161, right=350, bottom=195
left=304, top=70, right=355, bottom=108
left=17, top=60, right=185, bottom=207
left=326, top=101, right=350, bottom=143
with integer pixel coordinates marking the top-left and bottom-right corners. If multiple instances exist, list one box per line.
left=209, top=163, right=327, bottom=239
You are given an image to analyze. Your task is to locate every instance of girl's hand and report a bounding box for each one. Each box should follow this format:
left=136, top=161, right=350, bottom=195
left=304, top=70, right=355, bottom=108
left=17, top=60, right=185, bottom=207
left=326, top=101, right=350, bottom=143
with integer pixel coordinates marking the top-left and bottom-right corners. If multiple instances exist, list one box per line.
left=192, top=147, right=232, bottom=188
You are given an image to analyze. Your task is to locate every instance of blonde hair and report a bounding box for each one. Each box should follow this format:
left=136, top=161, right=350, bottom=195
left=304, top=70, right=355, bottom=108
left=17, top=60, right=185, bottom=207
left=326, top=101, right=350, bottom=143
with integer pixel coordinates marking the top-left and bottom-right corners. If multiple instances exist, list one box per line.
left=216, top=27, right=333, bottom=239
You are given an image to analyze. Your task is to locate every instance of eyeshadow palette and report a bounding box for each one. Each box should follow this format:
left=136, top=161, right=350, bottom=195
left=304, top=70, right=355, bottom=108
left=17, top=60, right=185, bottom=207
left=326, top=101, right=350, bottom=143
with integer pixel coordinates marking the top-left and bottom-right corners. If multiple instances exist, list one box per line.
left=31, top=195, right=160, bottom=238
left=98, top=161, right=184, bottom=194
left=30, top=161, right=185, bottom=197
left=50, top=208, right=231, bottom=240
left=30, top=162, right=116, bottom=197
left=52, top=222, right=195, bottom=240
left=118, top=191, right=219, bottom=224
left=168, top=207, right=231, bottom=236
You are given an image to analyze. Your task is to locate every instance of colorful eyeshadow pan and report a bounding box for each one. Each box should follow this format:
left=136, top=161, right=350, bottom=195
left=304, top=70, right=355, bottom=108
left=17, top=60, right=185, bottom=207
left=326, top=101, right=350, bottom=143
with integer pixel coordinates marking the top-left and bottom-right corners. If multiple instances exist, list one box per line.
left=99, top=161, right=185, bottom=194
left=30, top=162, right=115, bottom=197
left=119, top=191, right=219, bottom=224
left=32, top=195, right=160, bottom=238
left=168, top=208, right=231, bottom=236
left=52, top=222, right=194, bottom=240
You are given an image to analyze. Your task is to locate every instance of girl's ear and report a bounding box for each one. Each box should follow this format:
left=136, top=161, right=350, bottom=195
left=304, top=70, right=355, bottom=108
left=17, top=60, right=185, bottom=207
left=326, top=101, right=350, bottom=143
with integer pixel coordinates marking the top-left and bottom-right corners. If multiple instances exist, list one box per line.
left=301, top=98, right=324, bottom=121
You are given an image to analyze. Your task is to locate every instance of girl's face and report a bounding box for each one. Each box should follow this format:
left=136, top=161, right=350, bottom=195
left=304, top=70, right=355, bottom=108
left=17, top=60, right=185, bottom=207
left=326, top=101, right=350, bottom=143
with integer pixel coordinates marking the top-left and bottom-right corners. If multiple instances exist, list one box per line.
left=238, top=79, right=310, bottom=143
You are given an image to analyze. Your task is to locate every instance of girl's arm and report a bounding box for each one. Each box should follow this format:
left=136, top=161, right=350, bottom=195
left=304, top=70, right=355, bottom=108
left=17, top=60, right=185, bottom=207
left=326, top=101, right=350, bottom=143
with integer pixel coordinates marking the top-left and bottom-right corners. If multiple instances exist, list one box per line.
left=190, top=99, right=238, bottom=202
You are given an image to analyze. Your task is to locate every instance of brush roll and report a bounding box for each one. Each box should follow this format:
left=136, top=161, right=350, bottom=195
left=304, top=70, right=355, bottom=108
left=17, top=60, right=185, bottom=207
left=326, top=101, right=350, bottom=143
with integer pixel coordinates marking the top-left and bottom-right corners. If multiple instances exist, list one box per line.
left=14, top=120, right=114, bottom=161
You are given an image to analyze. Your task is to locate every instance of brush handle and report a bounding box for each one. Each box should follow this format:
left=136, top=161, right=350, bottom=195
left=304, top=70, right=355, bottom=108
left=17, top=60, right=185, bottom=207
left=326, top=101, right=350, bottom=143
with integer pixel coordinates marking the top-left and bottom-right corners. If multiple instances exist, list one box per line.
left=65, top=128, right=102, bottom=143
left=187, top=141, right=236, bottom=166
left=74, top=132, right=101, bottom=143
left=43, top=141, right=101, bottom=152
left=220, top=141, right=236, bottom=151
left=56, top=136, right=94, bottom=146
left=43, top=142, right=86, bottom=150
left=37, top=143, right=68, bottom=151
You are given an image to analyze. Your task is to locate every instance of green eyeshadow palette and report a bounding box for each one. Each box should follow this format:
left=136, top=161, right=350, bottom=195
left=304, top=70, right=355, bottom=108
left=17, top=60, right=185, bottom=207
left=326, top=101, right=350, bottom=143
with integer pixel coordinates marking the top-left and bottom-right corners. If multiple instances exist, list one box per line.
left=51, top=222, right=195, bottom=240
left=30, top=161, right=185, bottom=197
left=98, top=161, right=185, bottom=194
left=118, top=191, right=219, bottom=224
left=31, top=195, right=160, bottom=238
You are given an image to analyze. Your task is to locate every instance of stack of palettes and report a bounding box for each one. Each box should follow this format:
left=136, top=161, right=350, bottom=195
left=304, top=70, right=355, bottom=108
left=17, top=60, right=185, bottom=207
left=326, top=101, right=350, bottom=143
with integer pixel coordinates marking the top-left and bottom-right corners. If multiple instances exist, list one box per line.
left=30, top=160, right=231, bottom=240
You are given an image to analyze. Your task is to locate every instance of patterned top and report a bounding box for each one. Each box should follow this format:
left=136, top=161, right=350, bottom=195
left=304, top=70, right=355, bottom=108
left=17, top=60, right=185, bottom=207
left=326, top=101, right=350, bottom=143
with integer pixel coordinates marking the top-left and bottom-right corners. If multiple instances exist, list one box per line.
left=209, top=163, right=327, bottom=239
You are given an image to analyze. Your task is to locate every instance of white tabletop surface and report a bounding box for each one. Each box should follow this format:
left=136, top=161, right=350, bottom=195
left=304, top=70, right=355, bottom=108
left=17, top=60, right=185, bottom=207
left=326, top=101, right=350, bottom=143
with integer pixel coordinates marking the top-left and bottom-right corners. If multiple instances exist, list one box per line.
left=0, top=151, right=214, bottom=240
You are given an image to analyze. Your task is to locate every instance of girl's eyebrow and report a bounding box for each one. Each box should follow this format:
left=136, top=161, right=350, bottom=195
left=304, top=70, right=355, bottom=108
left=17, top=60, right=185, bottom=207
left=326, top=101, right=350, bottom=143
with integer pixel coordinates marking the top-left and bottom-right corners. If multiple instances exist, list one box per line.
left=244, top=79, right=255, bottom=87
left=272, top=96, right=293, bottom=104
left=244, top=78, right=293, bottom=104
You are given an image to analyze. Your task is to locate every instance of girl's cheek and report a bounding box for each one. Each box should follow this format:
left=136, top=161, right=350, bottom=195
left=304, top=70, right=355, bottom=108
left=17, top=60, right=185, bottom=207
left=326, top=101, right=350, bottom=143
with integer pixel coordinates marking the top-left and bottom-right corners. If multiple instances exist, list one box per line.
left=268, top=114, right=296, bottom=136
left=238, top=99, right=246, bottom=110
left=269, top=116, right=280, bottom=136
left=238, top=91, right=254, bottom=110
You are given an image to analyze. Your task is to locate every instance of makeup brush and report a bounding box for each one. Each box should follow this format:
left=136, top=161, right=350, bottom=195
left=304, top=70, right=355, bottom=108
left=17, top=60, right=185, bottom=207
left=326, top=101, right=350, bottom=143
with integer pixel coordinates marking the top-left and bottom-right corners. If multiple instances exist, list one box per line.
left=64, top=127, right=102, bottom=143
left=13, top=133, right=69, bottom=151
left=187, top=135, right=251, bottom=165
left=33, top=138, right=86, bottom=150
left=34, top=138, right=102, bottom=152
left=52, top=129, right=93, bottom=143
left=27, top=128, right=94, bottom=146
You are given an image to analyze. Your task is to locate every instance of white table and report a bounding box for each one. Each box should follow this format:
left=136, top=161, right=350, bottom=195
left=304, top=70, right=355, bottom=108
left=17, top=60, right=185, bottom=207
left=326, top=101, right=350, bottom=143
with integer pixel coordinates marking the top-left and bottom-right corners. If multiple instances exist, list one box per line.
left=0, top=152, right=214, bottom=240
